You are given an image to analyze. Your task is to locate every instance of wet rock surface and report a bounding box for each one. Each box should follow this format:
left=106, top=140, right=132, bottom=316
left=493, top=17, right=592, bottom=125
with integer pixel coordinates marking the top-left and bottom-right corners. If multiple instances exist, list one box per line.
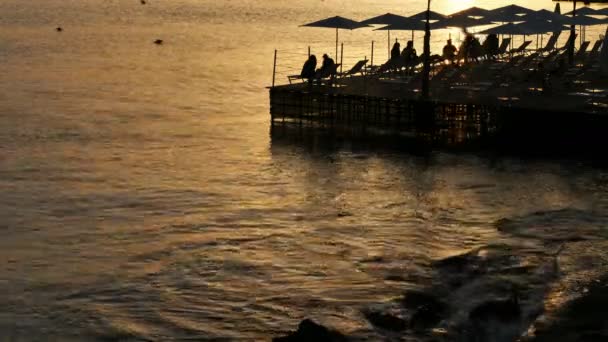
left=273, top=319, right=348, bottom=342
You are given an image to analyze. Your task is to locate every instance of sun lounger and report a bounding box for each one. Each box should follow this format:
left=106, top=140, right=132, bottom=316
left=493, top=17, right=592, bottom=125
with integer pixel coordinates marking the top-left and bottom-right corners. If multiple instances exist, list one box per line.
left=509, top=41, right=532, bottom=55
left=315, top=63, right=341, bottom=84
left=538, top=32, right=561, bottom=53
left=575, top=41, right=591, bottom=61
left=586, top=39, right=603, bottom=61
left=338, top=60, right=368, bottom=78
left=497, top=38, right=512, bottom=56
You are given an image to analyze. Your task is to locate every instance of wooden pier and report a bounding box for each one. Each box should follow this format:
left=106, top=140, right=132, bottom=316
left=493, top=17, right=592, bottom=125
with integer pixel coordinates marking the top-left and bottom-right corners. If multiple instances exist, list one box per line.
left=269, top=59, right=608, bottom=151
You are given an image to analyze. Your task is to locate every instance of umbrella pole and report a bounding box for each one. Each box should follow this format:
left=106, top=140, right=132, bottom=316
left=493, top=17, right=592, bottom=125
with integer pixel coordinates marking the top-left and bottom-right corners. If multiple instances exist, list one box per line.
left=336, top=27, right=339, bottom=60
left=412, top=30, right=414, bottom=44
left=388, top=30, right=391, bottom=59
left=340, top=42, right=344, bottom=74
left=371, top=40, right=374, bottom=66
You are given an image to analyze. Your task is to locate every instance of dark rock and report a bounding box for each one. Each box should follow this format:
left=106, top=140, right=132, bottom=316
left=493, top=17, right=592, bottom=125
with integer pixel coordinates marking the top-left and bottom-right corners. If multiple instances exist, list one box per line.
left=410, top=305, right=443, bottom=331
left=273, top=319, right=348, bottom=342
left=469, top=291, right=521, bottom=322
left=401, top=290, right=448, bottom=331
left=363, top=310, right=407, bottom=332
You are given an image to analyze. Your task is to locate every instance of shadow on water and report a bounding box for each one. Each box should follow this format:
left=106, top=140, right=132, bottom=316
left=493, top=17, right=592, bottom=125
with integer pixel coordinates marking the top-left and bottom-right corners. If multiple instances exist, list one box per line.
left=269, top=121, right=608, bottom=167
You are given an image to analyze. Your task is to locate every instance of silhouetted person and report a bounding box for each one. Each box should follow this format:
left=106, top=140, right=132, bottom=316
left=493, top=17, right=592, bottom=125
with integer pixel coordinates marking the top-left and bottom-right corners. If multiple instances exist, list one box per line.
left=401, top=40, right=417, bottom=74
left=300, top=54, right=317, bottom=87
left=154, top=39, right=163, bottom=45
left=390, top=40, right=401, bottom=61
left=56, top=27, right=63, bottom=32
left=316, top=53, right=336, bottom=84
left=482, top=34, right=499, bottom=60
left=470, top=37, right=482, bottom=63
left=442, top=39, right=457, bottom=64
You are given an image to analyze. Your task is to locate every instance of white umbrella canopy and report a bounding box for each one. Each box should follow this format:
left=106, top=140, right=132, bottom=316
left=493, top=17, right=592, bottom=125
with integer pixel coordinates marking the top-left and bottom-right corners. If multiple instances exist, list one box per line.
left=301, top=16, right=369, bottom=60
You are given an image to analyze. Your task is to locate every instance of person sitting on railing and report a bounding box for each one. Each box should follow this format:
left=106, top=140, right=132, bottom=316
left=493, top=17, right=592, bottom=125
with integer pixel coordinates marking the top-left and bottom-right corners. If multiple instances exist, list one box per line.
left=401, top=40, right=417, bottom=74
left=482, top=34, right=499, bottom=60
left=300, top=54, right=317, bottom=86
left=442, top=39, right=457, bottom=65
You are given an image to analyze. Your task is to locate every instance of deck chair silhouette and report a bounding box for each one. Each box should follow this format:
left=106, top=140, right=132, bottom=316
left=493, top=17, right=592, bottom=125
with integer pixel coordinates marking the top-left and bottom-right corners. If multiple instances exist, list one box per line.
left=338, top=60, right=368, bottom=77
left=587, top=39, right=603, bottom=61
left=538, top=32, right=561, bottom=53
left=315, top=63, right=341, bottom=84
left=559, top=34, right=578, bottom=50
left=575, top=41, right=591, bottom=60
left=510, top=41, right=532, bottom=55
left=497, top=38, right=512, bottom=56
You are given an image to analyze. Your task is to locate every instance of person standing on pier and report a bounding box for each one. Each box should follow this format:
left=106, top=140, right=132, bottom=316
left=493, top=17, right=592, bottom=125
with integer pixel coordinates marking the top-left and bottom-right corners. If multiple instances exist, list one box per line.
left=300, top=54, right=317, bottom=88
left=442, top=39, right=457, bottom=65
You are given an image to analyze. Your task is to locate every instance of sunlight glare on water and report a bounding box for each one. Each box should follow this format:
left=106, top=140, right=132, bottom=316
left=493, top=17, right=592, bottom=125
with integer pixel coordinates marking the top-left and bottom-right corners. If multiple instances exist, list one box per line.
left=0, top=0, right=607, bottom=340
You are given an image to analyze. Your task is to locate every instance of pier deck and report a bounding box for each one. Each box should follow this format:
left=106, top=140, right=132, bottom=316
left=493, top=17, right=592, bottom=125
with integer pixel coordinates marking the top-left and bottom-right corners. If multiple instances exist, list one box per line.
left=270, top=60, right=608, bottom=147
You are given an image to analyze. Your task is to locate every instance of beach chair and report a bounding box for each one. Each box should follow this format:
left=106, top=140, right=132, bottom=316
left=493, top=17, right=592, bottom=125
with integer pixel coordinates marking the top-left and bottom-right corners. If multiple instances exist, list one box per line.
left=497, top=38, right=512, bottom=57
left=315, top=63, right=341, bottom=85
left=575, top=41, right=591, bottom=61
left=538, top=32, right=561, bottom=53
left=509, top=41, right=532, bottom=55
left=338, top=60, right=368, bottom=78
left=559, top=34, right=578, bottom=51
left=586, top=39, right=603, bottom=61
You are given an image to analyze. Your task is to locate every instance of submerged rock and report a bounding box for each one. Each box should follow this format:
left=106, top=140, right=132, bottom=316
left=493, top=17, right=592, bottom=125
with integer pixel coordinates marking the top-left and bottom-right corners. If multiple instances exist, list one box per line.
left=363, top=310, right=408, bottom=332
left=273, top=319, right=348, bottom=342
left=401, top=290, right=448, bottom=331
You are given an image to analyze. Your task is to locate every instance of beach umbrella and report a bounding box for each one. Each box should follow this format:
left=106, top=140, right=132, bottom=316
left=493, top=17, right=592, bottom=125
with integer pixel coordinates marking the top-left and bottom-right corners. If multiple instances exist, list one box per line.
left=518, top=20, right=571, bottom=34
left=564, top=7, right=602, bottom=16
left=486, top=4, right=535, bottom=22
left=434, top=15, right=493, bottom=30
left=361, top=13, right=415, bottom=56
left=597, top=8, right=608, bottom=16
left=448, top=6, right=492, bottom=19
left=478, top=22, right=531, bottom=36
left=520, top=9, right=570, bottom=24
left=409, top=10, right=446, bottom=21
left=302, top=16, right=368, bottom=60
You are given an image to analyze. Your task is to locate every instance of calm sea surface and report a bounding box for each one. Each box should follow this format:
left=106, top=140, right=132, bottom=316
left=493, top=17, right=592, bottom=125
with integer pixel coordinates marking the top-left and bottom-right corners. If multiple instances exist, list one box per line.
left=1, top=0, right=607, bottom=340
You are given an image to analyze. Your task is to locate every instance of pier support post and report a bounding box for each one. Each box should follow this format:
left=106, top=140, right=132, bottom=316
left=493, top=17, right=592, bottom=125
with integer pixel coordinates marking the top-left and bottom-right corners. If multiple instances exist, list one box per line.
left=272, top=49, right=277, bottom=88
left=421, top=0, right=432, bottom=100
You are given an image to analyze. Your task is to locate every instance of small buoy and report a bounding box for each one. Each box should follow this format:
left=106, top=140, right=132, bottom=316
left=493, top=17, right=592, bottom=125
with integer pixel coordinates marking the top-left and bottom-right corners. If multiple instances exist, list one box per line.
left=56, top=27, right=63, bottom=32
left=154, top=39, right=163, bottom=45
